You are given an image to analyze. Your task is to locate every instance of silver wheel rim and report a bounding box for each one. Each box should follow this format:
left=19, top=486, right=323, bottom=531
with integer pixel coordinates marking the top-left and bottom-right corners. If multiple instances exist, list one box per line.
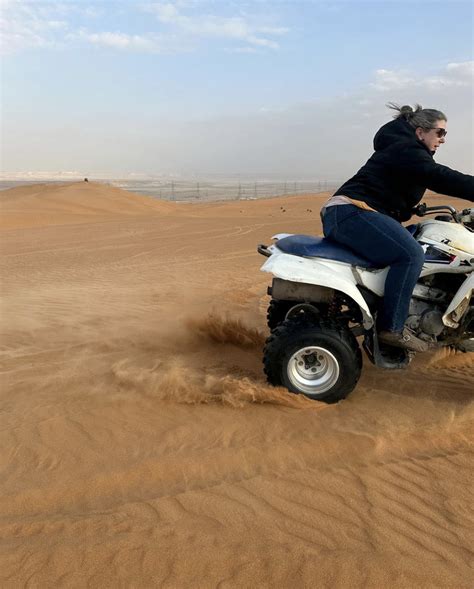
left=287, top=346, right=340, bottom=397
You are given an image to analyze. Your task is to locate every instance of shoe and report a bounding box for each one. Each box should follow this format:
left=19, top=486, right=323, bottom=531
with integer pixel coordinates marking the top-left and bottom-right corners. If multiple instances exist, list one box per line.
left=378, top=328, right=429, bottom=353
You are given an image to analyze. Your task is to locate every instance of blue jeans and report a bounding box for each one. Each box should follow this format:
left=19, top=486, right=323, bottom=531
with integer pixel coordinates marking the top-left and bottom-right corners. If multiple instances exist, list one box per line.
left=322, top=205, right=425, bottom=332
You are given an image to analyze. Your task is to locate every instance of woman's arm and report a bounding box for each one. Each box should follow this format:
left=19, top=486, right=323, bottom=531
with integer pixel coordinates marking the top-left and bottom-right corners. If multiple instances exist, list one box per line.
left=397, top=146, right=474, bottom=201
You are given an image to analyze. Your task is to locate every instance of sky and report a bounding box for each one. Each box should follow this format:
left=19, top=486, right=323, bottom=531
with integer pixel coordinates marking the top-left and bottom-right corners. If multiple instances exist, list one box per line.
left=1, top=0, right=473, bottom=180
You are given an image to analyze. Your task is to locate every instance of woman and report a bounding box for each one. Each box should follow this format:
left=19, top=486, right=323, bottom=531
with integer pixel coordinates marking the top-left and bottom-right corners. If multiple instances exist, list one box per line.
left=321, top=103, right=474, bottom=352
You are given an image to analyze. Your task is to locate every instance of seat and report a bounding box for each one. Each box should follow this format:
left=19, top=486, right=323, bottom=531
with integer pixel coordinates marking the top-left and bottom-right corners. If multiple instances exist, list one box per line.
left=275, top=234, right=380, bottom=268
left=405, top=224, right=419, bottom=236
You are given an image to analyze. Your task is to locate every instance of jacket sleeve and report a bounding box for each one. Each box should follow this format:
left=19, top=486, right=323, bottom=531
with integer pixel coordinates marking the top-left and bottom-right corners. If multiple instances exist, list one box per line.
left=396, top=146, right=474, bottom=202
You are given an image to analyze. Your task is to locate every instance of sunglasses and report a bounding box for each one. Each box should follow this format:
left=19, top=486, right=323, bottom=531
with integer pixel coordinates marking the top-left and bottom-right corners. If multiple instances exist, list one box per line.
left=430, top=127, right=447, bottom=138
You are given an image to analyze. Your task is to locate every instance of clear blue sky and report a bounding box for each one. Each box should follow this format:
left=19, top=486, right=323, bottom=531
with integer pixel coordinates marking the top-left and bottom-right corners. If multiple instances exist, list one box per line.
left=1, top=1, right=473, bottom=178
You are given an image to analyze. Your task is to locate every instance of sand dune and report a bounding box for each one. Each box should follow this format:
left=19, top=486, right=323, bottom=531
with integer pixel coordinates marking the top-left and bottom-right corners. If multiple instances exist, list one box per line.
left=0, top=181, right=175, bottom=229
left=1, top=182, right=473, bottom=587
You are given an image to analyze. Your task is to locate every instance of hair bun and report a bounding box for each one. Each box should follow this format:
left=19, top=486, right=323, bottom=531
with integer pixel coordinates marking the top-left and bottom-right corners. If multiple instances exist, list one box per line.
left=386, top=102, right=428, bottom=122
left=400, top=105, right=414, bottom=118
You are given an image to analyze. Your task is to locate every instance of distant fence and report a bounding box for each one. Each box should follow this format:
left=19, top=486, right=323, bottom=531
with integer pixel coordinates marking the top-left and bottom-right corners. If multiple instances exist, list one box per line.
left=109, top=180, right=342, bottom=202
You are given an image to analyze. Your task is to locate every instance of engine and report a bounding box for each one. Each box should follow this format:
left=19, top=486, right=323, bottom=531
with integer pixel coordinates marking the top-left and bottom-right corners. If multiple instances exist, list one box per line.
left=406, top=283, right=447, bottom=337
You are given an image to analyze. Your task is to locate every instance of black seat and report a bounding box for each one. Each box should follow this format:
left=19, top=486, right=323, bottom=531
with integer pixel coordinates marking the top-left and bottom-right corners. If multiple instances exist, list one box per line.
left=276, top=234, right=380, bottom=268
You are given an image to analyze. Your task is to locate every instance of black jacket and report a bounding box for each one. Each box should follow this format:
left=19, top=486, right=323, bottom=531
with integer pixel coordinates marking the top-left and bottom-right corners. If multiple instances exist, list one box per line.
left=334, top=118, right=474, bottom=221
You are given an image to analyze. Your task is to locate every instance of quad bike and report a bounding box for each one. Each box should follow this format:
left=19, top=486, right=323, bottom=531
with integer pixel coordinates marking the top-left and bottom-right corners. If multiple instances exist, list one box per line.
left=257, top=203, right=474, bottom=403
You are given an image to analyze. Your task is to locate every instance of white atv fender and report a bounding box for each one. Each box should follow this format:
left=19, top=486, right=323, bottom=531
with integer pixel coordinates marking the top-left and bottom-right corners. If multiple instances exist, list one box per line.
left=442, top=273, right=474, bottom=328
left=261, top=251, right=375, bottom=329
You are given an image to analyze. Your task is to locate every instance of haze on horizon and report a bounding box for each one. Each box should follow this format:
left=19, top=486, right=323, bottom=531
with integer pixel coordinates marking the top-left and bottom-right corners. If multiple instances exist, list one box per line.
left=1, top=0, right=473, bottom=181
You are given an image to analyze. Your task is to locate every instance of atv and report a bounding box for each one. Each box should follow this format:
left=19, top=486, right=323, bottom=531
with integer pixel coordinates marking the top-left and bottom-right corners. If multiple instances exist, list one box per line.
left=257, top=204, right=474, bottom=403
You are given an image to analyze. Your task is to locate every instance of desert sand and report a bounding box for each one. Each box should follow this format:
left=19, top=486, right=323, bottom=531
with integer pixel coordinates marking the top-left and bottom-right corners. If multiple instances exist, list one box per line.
left=1, top=182, right=473, bottom=588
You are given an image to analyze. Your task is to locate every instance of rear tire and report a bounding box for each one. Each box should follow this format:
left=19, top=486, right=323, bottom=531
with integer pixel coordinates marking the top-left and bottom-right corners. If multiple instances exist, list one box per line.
left=266, top=299, right=294, bottom=330
left=267, top=299, right=321, bottom=330
left=263, top=316, right=362, bottom=403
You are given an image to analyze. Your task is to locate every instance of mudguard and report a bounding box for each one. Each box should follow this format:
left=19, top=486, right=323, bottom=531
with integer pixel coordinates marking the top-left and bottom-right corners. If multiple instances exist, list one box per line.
left=443, top=273, right=474, bottom=327
left=261, top=252, right=375, bottom=328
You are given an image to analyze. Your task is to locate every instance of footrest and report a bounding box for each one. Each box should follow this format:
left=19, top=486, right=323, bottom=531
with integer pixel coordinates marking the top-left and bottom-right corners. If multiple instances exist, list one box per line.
left=363, top=331, right=411, bottom=369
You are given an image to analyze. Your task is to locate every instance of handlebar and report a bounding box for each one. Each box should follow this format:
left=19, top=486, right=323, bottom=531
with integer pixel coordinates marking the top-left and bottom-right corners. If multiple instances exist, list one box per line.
left=413, top=203, right=456, bottom=217
left=413, top=203, right=473, bottom=226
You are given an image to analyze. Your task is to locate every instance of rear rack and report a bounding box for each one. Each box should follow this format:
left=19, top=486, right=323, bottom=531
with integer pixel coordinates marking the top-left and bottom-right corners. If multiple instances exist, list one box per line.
left=257, top=244, right=272, bottom=257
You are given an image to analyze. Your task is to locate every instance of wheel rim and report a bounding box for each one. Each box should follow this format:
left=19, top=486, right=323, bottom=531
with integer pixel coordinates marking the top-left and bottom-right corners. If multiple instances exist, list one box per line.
left=287, top=346, right=340, bottom=397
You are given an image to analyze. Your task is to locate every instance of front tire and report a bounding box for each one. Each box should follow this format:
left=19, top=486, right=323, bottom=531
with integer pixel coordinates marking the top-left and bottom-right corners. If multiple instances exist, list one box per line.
left=456, top=337, right=474, bottom=353
left=263, top=316, right=362, bottom=403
